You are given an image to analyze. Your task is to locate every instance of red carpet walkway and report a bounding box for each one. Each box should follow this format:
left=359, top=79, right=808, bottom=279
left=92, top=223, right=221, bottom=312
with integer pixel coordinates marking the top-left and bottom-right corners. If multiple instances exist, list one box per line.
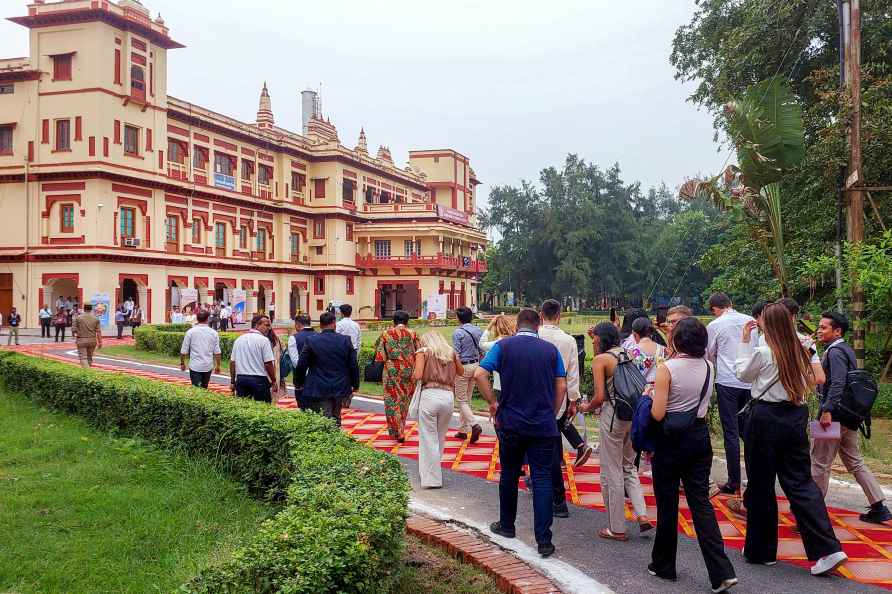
left=8, top=340, right=892, bottom=590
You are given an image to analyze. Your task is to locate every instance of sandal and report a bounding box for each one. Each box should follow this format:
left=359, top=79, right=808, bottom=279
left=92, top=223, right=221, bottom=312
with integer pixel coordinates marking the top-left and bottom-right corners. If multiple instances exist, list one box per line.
left=598, top=528, right=628, bottom=541
left=638, top=517, right=654, bottom=533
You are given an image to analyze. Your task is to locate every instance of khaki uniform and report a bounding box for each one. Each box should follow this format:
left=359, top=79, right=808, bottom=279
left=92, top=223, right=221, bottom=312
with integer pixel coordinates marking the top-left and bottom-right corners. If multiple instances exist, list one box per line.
left=72, top=313, right=101, bottom=367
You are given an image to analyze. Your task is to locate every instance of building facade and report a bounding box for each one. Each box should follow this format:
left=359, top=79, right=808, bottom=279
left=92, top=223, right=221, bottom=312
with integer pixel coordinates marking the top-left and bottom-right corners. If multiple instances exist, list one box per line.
left=0, top=0, right=487, bottom=327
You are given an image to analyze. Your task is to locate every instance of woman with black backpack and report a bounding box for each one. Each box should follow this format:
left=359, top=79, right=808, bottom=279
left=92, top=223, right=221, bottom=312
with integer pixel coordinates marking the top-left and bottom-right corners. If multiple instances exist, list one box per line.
left=649, top=317, right=737, bottom=592
left=581, top=322, right=650, bottom=541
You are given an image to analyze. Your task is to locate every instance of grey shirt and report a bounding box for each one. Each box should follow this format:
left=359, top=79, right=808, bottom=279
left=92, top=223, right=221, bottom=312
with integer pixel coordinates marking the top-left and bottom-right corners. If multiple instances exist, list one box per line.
left=452, top=323, right=483, bottom=363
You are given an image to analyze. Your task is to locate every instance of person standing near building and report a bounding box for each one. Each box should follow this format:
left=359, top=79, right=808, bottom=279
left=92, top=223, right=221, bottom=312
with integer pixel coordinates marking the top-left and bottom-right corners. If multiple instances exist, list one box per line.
left=6, top=307, right=21, bottom=346
left=452, top=306, right=484, bottom=443
left=294, top=312, right=359, bottom=426
left=473, top=308, right=565, bottom=558
left=374, top=310, right=419, bottom=442
left=735, top=304, right=848, bottom=576
left=335, top=303, right=361, bottom=351
left=811, top=311, right=892, bottom=524
left=180, top=309, right=222, bottom=389
left=706, top=292, right=754, bottom=496
left=72, top=304, right=102, bottom=367
left=38, top=304, right=52, bottom=339
left=53, top=307, right=68, bottom=342
left=229, top=314, right=278, bottom=403
left=129, top=303, right=143, bottom=335
left=287, top=314, right=315, bottom=409
left=123, top=297, right=134, bottom=320
left=220, top=302, right=231, bottom=331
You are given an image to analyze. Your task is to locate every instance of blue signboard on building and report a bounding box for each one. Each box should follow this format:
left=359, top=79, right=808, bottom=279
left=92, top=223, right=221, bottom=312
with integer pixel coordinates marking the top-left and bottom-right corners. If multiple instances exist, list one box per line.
left=214, top=172, right=236, bottom=191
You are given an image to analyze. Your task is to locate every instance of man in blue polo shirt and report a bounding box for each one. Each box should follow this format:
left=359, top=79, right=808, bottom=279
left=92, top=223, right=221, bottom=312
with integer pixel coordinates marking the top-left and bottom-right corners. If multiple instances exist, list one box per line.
left=473, top=308, right=566, bottom=558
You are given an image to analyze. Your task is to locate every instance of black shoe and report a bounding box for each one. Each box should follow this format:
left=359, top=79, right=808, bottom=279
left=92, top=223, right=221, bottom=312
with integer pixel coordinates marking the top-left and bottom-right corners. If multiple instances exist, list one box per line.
left=743, top=555, right=777, bottom=566
left=538, top=543, right=555, bottom=558
left=553, top=502, right=570, bottom=518
left=718, top=483, right=739, bottom=495
left=860, top=504, right=892, bottom=524
left=455, top=432, right=469, bottom=440
left=490, top=521, right=516, bottom=539
left=647, top=563, right=677, bottom=581
left=470, top=424, right=483, bottom=444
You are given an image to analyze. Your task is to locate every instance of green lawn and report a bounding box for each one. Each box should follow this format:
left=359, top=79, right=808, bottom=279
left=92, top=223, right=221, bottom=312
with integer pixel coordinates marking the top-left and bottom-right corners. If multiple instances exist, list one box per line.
left=393, top=534, right=500, bottom=594
left=0, top=388, right=274, bottom=594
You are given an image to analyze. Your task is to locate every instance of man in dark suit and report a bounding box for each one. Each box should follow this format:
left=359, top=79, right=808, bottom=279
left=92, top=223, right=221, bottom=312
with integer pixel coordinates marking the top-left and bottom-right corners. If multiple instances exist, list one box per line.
left=287, top=314, right=315, bottom=408
left=295, top=311, right=359, bottom=426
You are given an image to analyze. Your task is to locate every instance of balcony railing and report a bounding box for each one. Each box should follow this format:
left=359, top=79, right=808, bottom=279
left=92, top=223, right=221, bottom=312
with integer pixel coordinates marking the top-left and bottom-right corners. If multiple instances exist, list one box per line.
left=363, top=202, right=435, bottom=214
left=193, top=167, right=208, bottom=185
left=167, top=161, right=188, bottom=181
left=257, top=183, right=272, bottom=200
left=291, top=189, right=304, bottom=204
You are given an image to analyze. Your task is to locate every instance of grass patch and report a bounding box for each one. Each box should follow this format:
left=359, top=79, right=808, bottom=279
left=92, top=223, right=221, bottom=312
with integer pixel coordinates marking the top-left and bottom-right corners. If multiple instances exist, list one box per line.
left=393, top=535, right=501, bottom=594
left=0, top=388, right=273, bottom=594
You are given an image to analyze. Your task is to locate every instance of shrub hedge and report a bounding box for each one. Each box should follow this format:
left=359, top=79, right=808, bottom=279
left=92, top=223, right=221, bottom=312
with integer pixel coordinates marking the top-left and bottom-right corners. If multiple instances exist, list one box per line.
left=0, top=352, right=409, bottom=593
left=135, top=324, right=241, bottom=360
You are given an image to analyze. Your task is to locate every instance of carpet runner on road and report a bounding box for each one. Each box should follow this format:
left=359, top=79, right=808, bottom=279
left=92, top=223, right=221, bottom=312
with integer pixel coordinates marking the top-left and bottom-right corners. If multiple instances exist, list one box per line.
left=7, top=341, right=892, bottom=590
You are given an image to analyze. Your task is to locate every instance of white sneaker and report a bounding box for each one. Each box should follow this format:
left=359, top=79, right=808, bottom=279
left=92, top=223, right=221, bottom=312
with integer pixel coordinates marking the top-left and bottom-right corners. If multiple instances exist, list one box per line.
left=711, top=577, right=738, bottom=593
left=810, top=551, right=848, bottom=576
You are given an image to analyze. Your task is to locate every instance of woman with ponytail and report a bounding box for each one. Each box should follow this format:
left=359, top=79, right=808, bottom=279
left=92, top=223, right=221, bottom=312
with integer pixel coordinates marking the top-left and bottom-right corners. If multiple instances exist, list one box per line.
left=734, top=303, right=847, bottom=577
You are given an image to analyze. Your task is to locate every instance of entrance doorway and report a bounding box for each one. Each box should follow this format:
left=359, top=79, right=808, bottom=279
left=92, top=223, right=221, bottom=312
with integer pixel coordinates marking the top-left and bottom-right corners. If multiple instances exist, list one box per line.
left=121, top=278, right=139, bottom=306
left=289, top=286, right=303, bottom=319
left=257, top=285, right=267, bottom=314
left=48, top=277, right=77, bottom=311
left=0, top=274, right=11, bottom=320
left=378, top=282, right=420, bottom=319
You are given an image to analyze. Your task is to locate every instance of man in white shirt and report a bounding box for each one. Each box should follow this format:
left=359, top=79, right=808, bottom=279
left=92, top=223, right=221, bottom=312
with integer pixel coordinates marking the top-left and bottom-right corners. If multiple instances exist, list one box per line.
left=220, top=303, right=231, bottom=331
left=335, top=303, right=361, bottom=351
left=229, top=314, right=278, bottom=403
left=180, top=309, right=222, bottom=389
left=706, top=292, right=754, bottom=495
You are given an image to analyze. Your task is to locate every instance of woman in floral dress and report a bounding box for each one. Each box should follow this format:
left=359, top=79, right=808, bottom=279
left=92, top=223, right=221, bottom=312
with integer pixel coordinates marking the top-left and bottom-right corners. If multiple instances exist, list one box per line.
left=374, top=310, right=419, bottom=441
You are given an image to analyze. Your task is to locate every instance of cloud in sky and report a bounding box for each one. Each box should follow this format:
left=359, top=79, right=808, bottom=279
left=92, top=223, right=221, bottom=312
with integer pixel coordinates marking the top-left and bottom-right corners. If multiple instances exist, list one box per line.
left=0, top=0, right=726, bottom=207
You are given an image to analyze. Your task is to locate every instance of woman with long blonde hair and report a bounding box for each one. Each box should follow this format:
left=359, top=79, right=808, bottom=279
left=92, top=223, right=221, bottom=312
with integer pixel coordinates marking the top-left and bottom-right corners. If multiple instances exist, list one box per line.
left=412, top=331, right=464, bottom=488
left=481, top=315, right=516, bottom=395
left=734, top=303, right=846, bottom=577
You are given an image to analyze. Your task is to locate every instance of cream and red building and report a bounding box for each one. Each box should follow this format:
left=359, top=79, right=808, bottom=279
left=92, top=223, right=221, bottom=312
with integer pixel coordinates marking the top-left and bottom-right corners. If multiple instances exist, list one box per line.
left=0, top=0, right=487, bottom=327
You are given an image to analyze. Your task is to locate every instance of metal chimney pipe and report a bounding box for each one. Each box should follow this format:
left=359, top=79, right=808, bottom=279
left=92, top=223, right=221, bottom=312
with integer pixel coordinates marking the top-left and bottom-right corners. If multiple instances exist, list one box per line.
left=301, top=89, right=316, bottom=134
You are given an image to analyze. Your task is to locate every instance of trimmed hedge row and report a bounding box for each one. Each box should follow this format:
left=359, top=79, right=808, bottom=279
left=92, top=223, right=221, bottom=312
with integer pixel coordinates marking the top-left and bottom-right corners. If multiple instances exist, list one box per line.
left=135, top=324, right=241, bottom=360
left=0, top=352, right=409, bottom=593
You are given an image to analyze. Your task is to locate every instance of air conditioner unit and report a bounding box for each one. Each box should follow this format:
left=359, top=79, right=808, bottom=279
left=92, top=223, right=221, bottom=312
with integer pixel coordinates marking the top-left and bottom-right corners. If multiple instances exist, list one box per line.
left=123, top=237, right=141, bottom=247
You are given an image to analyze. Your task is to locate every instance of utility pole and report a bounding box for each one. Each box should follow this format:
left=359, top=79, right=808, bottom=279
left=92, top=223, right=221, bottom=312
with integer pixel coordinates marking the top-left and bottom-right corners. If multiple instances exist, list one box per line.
left=842, top=0, right=866, bottom=368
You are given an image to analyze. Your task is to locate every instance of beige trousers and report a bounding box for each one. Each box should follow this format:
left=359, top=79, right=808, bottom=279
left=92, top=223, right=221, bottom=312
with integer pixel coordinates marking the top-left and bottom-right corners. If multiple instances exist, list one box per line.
left=599, top=401, right=648, bottom=533
left=453, top=362, right=479, bottom=433
left=811, top=424, right=884, bottom=505
left=76, top=341, right=96, bottom=368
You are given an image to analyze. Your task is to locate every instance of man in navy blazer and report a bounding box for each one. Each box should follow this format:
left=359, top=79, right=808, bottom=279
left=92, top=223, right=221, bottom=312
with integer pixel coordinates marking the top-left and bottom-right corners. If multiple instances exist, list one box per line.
left=295, top=311, right=359, bottom=426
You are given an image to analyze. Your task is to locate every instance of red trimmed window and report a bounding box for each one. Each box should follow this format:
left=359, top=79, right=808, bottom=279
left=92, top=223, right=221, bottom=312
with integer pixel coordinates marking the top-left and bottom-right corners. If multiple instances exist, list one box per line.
left=52, top=54, right=72, bottom=81
left=0, top=125, right=12, bottom=155
left=214, top=222, right=226, bottom=248
left=238, top=225, right=247, bottom=250
left=114, top=49, right=122, bottom=84
left=191, top=218, right=202, bottom=244
left=345, top=223, right=353, bottom=242
left=314, top=179, right=326, bottom=199
left=315, top=276, right=325, bottom=294
left=130, top=65, right=146, bottom=101
left=55, top=119, right=71, bottom=151
left=193, top=146, right=209, bottom=170
left=313, top=220, right=325, bottom=239
left=165, top=215, right=178, bottom=243
left=290, top=233, right=300, bottom=258
left=168, top=140, right=187, bottom=164
left=214, top=153, right=235, bottom=176
left=346, top=277, right=354, bottom=295
left=241, top=159, right=254, bottom=181
left=291, top=171, right=306, bottom=190
left=258, top=164, right=273, bottom=186
left=60, top=204, right=75, bottom=233
left=342, top=179, right=355, bottom=204
left=255, top=228, right=267, bottom=252
left=124, top=125, right=139, bottom=155
left=120, top=207, right=135, bottom=238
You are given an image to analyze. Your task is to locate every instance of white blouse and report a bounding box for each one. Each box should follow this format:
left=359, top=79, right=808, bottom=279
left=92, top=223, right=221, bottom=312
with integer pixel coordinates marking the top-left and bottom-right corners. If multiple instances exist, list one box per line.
left=734, top=340, right=801, bottom=405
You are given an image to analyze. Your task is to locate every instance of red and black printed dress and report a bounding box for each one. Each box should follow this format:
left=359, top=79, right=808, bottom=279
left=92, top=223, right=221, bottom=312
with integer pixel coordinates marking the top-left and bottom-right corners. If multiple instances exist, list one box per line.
left=374, top=325, right=419, bottom=440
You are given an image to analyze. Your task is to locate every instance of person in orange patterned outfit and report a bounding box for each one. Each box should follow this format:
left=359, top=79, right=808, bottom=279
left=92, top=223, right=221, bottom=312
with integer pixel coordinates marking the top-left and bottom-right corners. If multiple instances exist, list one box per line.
left=375, top=310, right=419, bottom=442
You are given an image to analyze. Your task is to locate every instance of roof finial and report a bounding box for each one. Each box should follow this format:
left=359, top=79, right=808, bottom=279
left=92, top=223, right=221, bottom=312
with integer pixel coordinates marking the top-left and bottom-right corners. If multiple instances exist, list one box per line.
left=355, top=127, right=368, bottom=155
left=256, top=82, right=274, bottom=128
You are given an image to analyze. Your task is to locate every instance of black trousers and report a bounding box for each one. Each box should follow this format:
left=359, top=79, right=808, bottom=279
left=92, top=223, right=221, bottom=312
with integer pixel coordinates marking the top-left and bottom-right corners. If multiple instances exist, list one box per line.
left=497, top=430, right=555, bottom=545
left=743, top=402, right=843, bottom=562
left=716, top=384, right=751, bottom=489
left=558, top=410, right=586, bottom=450
left=551, top=434, right=567, bottom=506
left=235, top=375, right=271, bottom=403
left=189, top=370, right=212, bottom=389
left=651, top=420, right=735, bottom=584
left=54, top=325, right=66, bottom=341
left=116, top=322, right=125, bottom=339
left=304, top=397, right=344, bottom=426
left=40, top=318, right=51, bottom=337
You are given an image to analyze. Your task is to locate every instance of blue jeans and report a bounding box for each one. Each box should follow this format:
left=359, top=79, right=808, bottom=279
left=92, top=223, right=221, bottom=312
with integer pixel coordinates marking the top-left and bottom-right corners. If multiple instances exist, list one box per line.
left=497, top=430, right=555, bottom=545
left=235, top=375, right=271, bottom=403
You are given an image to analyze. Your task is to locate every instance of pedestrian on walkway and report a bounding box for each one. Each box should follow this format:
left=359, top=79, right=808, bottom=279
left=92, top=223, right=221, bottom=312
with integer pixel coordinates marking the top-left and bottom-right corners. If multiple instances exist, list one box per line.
left=812, top=311, right=892, bottom=524
left=6, top=307, right=21, bottom=345
left=53, top=307, right=68, bottom=342
left=473, top=308, right=565, bottom=558
left=39, top=304, right=52, bottom=338
left=581, top=321, right=650, bottom=540
left=374, top=310, right=419, bottom=442
left=621, top=308, right=666, bottom=350
left=179, top=309, right=221, bottom=389
left=480, top=314, right=515, bottom=399
left=115, top=306, right=127, bottom=339
left=267, top=325, right=285, bottom=399
left=735, top=303, right=848, bottom=576
left=129, top=304, right=143, bottom=335
left=335, top=303, right=361, bottom=351
left=452, top=306, right=484, bottom=443
left=663, top=305, right=693, bottom=358
left=706, top=292, right=754, bottom=496
left=220, top=303, right=231, bottom=331
left=229, top=314, right=278, bottom=403
left=72, top=304, right=102, bottom=367
left=539, top=299, right=592, bottom=515
left=287, top=314, right=315, bottom=409
left=649, top=317, right=738, bottom=592
left=295, top=312, right=358, bottom=426
left=412, top=331, right=464, bottom=488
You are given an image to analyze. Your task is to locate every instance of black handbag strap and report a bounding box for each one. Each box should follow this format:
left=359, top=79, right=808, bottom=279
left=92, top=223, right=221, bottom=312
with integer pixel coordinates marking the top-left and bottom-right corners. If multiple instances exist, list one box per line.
left=461, top=327, right=482, bottom=357
left=694, top=361, right=713, bottom=415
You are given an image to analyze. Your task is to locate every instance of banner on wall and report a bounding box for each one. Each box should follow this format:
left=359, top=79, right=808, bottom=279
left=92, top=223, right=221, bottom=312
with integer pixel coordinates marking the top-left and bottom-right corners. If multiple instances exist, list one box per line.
left=230, top=289, right=247, bottom=324
left=422, top=294, right=448, bottom=320
left=91, top=293, right=110, bottom=327
left=179, top=288, right=199, bottom=315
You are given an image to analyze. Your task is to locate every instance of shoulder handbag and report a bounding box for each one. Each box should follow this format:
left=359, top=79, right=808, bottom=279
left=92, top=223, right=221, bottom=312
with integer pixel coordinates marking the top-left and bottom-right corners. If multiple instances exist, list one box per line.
left=407, top=379, right=424, bottom=420
left=363, top=335, right=385, bottom=382
left=662, top=361, right=712, bottom=439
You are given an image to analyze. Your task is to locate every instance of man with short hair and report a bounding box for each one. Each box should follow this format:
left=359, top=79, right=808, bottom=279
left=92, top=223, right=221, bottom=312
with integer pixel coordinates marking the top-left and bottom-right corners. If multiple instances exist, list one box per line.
left=706, top=292, right=754, bottom=495
left=39, top=304, right=52, bottom=339
left=453, top=306, right=484, bottom=443
left=220, top=303, right=231, bottom=331
left=812, top=311, right=892, bottom=524
left=295, top=311, right=359, bottom=426
left=538, top=299, right=592, bottom=519
left=72, top=304, right=102, bottom=367
left=180, top=309, right=222, bottom=388
left=287, top=314, right=315, bottom=408
left=6, top=307, right=21, bottom=346
left=229, top=314, right=278, bottom=403
left=335, top=303, right=361, bottom=351
left=473, top=308, right=566, bottom=558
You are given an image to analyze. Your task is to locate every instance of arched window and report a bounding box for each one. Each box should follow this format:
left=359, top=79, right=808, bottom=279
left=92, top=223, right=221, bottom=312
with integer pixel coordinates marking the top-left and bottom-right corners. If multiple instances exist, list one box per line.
left=130, top=65, right=145, bottom=101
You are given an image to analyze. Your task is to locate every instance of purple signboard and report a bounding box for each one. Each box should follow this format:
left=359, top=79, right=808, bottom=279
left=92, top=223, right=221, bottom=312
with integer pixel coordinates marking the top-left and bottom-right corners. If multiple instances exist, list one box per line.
left=436, top=205, right=469, bottom=225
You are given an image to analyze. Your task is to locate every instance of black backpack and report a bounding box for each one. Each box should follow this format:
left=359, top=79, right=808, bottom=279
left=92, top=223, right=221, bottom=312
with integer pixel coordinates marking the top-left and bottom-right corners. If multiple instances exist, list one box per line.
left=607, top=350, right=646, bottom=427
left=828, top=345, right=878, bottom=439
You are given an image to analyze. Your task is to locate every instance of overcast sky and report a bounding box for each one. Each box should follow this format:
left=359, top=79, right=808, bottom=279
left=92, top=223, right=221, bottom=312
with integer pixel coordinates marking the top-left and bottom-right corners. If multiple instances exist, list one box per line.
left=0, top=0, right=726, bottom=207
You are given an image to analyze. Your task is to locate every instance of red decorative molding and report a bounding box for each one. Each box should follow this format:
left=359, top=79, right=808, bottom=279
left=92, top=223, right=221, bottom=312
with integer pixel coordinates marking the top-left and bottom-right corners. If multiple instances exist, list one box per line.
left=131, top=52, right=146, bottom=66
left=259, top=153, right=274, bottom=163
left=117, top=196, right=148, bottom=216
left=212, top=213, right=237, bottom=232
left=167, top=124, right=189, bottom=137
left=214, top=277, right=236, bottom=288
left=193, top=199, right=209, bottom=209
left=167, top=275, right=188, bottom=287
left=343, top=170, right=357, bottom=180
left=158, top=149, right=163, bottom=170
left=114, top=49, right=121, bottom=84
left=291, top=160, right=306, bottom=170
left=193, top=276, right=208, bottom=288
left=146, top=128, right=152, bottom=152
left=74, top=116, right=82, bottom=141
left=42, top=194, right=81, bottom=218
left=120, top=273, right=149, bottom=286
left=41, top=272, right=80, bottom=286
left=258, top=280, right=273, bottom=290
left=291, top=281, right=309, bottom=290
left=241, top=147, right=255, bottom=157
left=193, top=133, right=210, bottom=143
left=41, top=119, right=49, bottom=144
left=131, top=38, right=148, bottom=52
left=112, top=183, right=152, bottom=198
left=241, top=279, right=254, bottom=290
left=28, top=141, right=34, bottom=162
left=42, top=182, right=86, bottom=192
left=114, top=120, right=121, bottom=144
left=103, top=137, right=109, bottom=157
left=212, top=203, right=237, bottom=214
left=214, top=138, right=237, bottom=151
left=183, top=245, right=205, bottom=254
left=49, top=235, right=86, bottom=245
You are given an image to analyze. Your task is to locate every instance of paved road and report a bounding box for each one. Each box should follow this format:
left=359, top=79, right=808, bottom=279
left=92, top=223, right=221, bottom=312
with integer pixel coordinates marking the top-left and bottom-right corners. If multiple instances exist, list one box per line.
left=29, top=344, right=887, bottom=593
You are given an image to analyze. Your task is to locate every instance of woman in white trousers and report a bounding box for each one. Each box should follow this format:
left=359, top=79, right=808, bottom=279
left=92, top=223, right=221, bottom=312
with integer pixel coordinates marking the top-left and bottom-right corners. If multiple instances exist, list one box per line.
left=412, top=332, right=464, bottom=488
